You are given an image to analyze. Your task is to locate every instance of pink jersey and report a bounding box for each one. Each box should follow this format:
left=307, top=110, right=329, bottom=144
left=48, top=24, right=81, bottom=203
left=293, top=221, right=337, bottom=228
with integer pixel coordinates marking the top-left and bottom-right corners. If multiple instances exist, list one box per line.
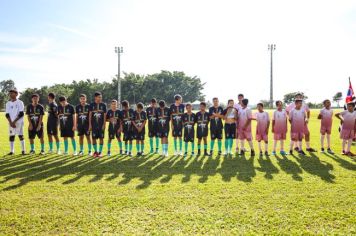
left=319, top=108, right=333, bottom=134
left=255, top=111, right=270, bottom=135
left=340, top=110, right=356, bottom=130
left=289, top=108, right=306, bottom=133
left=273, top=110, right=288, bottom=134
left=286, top=102, right=310, bottom=114
left=238, top=107, right=252, bottom=132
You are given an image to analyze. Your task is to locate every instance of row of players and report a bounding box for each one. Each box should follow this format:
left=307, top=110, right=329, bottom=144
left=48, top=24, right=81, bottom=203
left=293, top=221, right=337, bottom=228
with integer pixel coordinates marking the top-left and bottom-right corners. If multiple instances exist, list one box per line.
left=5, top=90, right=356, bottom=157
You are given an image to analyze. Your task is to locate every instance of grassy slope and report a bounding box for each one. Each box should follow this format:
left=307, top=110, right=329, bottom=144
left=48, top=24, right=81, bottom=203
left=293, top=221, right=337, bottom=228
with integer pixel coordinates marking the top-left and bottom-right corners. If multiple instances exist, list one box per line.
left=0, top=110, right=355, bottom=235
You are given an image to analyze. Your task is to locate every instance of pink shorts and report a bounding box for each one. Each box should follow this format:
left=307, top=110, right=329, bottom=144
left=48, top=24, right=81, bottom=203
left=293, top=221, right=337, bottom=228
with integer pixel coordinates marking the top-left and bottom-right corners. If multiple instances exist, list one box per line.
left=320, top=125, right=332, bottom=135
left=340, top=129, right=355, bottom=140
left=238, top=130, right=252, bottom=141
left=303, top=124, right=310, bottom=135
left=274, top=132, right=286, bottom=140
left=291, top=132, right=304, bottom=141
left=256, top=133, right=268, bottom=142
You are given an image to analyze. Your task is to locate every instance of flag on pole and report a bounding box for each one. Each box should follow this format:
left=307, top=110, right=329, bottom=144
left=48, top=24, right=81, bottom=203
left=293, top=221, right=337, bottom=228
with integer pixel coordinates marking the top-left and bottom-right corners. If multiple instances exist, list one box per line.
left=345, top=77, right=355, bottom=103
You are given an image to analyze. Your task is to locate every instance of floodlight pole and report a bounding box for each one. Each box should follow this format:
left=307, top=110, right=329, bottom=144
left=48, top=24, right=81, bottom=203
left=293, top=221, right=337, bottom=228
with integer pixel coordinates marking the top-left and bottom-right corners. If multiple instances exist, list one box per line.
left=115, top=46, right=123, bottom=107
left=268, top=44, right=276, bottom=108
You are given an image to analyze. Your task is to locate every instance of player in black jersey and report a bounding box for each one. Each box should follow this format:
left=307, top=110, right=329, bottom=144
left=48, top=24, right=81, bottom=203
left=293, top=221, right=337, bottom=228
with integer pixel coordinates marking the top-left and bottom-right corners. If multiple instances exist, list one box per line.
left=170, top=95, right=185, bottom=155
left=182, top=103, right=196, bottom=157
left=89, top=92, right=107, bottom=158
left=106, top=99, right=122, bottom=156
left=58, top=96, right=77, bottom=156
left=196, top=102, right=210, bottom=156
left=157, top=100, right=171, bottom=157
left=26, top=94, right=45, bottom=155
left=208, top=97, right=224, bottom=155
left=133, top=103, right=147, bottom=156
left=121, top=100, right=135, bottom=156
left=146, top=98, right=159, bottom=153
left=47, top=93, right=60, bottom=154
left=76, top=94, right=92, bottom=156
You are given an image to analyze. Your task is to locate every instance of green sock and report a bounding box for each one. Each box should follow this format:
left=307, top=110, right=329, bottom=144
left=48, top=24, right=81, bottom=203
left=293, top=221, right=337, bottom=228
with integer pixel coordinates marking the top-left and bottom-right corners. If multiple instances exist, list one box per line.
left=204, top=144, right=208, bottom=151
left=210, top=140, right=215, bottom=151
left=141, top=144, right=144, bottom=152
left=155, top=137, right=159, bottom=150
left=56, top=142, right=60, bottom=150
left=40, top=143, right=44, bottom=151
left=179, top=139, right=183, bottom=151
left=64, top=140, right=69, bottom=153
left=93, top=144, right=98, bottom=152
left=174, top=139, right=177, bottom=151
left=125, top=143, right=128, bottom=151
left=49, top=142, right=53, bottom=151
left=30, top=143, right=34, bottom=151
left=197, top=144, right=201, bottom=151
left=107, top=143, right=112, bottom=151
left=88, top=143, right=92, bottom=152
left=225, top=139, right=229, bottom=152
left=80, top=144, right=84, bottom=152
left=99, top=144, right=103, bottom=153
left=129, top=143, right=133, bottom=152
left=218, top=140, right=222, bottom=151
left=136, top=143, right=140, bottom=152
left=118, top=141, right=122, bottom=150
left=149, top=138, right=154, bottom=151
left=229, top=139, right=233, bottom=149
left=185, top=142, right=188, bottom=152
left=191, top=143, right=195, bottom=152
left=71, top=139, right=76, bottom=152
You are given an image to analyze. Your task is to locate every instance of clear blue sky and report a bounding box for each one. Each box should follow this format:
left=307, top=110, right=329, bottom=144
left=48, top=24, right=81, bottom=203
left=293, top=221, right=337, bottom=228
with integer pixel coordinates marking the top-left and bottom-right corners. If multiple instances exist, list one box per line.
left=1, top=0, right=356, bottom=104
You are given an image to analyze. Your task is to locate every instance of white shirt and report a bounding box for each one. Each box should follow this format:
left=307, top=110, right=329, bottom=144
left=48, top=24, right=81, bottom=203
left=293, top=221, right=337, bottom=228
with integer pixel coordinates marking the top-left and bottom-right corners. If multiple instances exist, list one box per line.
left=5, top=99, right=24, bottom=123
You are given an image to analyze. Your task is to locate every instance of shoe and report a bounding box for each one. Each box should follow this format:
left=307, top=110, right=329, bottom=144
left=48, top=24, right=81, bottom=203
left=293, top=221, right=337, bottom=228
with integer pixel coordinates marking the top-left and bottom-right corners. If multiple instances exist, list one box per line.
left=98, top=152, right=102, bottom=158
left=174, top=151, right=178, bottom=155
left=7, top=152, right=14, bottom=155
left=88, top=151, right=92, bottom=156
left=259, top=151, right=263, bottom=157
left=21, top=151, right=26, bottom=155
left=342, top=150, right=347, bottom=155
left=272, top=151, right=276, bottom=155
left=197, top=150, right=201, bottom=156
left=119, top=150, right=123, bottom=155
left=107, top=151, right=111, bottom=157
left=298, top=150, right=306, bottom=156
left=218, top=151, right=222, bottom=155
left=57, top=150, right=61, bottom=155
left=73, top=152, right=78, bottom=156
left=204, top=151, right=209, bottom=156
left=128, top=152, right=132, bottom=157
left=289, top=150, right=293, bottom=155
left=63, top=152, right=69, bottom=155
left=40, top=150, right=45, bottom=155
left=48, top=150, right=53, bottom=154
left=184, top=152, right=187, bottom=157
left=264, top=151, right=269, bottom=156
left=29, top=150, right=35, bottom=155
left=179, top=151, right=183, bottom=156
left=155, top=149, right=159, bottom=154
left=137, top=152, right=141, bottom=157
left=141, top=152, right=145, bottom=156
left=327, top=148, right=334, bottom=155
left=150, top=149, right=154, bottom=154
left=240, top=150, right=245, bottom=156
left=321, top=148, right=325, bottom=153
left=93, top=151, right=98, bottom=158
left=306, top=148, right=316, bottom=152
left=251, top=150, right=255, bottom=157
left=164, top=153, right=169, bottom=157
left=79, top=151, right=84, bottom=156
left=294, top=147, right=299, bottom=152
left=124, top=151, right=128, bottom=155
left=210, top=150, right=213, bottom=156
left=280, top=151, right=286, bottom=155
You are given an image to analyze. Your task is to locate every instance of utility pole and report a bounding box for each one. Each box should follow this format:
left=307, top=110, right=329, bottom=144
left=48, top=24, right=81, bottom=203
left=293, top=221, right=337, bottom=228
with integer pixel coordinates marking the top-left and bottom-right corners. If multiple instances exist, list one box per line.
left=115, top=46, right=123, bottom=107
left=268, top=44, right=276, bottom=108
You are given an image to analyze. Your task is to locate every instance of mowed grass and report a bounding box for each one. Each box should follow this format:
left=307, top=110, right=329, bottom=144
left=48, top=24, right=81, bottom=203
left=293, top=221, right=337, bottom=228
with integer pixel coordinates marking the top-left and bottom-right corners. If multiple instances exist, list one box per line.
left=0, top=109, right=355, bottom=235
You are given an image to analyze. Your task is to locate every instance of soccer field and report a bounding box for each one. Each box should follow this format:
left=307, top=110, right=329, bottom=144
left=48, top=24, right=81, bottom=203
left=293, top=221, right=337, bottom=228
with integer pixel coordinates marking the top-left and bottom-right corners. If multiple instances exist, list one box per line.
left=0, top=110, right=355, bottom=234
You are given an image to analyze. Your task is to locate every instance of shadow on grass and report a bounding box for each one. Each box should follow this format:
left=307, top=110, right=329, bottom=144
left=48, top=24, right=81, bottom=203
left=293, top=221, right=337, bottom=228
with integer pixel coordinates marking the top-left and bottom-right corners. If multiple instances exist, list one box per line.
left=0, top=148, right=345, bottom=190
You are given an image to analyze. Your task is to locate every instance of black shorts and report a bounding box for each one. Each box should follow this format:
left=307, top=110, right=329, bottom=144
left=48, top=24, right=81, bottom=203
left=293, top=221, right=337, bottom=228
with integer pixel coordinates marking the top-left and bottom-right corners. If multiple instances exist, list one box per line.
left=225, top=123, right=236, bottom=139
left=133, top=129, right=145, bottom=141
left=47, top=120, right=58, bottom=136
left=210, top=128, right=223, bottom=140
left=92, top=128, right=105, bottom=139
left=184, top=129, right=195, bottom=142
left=61, top=128, right=74, bottom=138
left=123, top=130, right=133, bottom=141
left=197, top=125, right=209, bottom=139
left=158, top=127, right=170, bottom=138
left=109, top=130, right=121, bottom=140
left=28, top=127, right=43, bottom=139
left=148, top=126, right=158, bottom=137
left=77, top=126, right=90, bottom=136
left=172, top=126, right=183, bottom=137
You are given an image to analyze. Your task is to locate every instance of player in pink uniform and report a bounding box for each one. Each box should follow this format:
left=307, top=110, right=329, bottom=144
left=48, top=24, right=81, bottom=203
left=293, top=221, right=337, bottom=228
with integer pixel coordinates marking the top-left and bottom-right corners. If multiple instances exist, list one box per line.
left=238, top=99, right=255, bottom=156
left=286, top=93, right=316, bottom=152
left=317, top=99, right=334, bottom=154
left=335, top=102, right=356, bottom=156
left=272, top=101, right=287, bottom=155
left=234, top=93, right=244, bottom=153
left=253, top=103, right=270, bottom=157
left=289, top=99, right=307, bottom=155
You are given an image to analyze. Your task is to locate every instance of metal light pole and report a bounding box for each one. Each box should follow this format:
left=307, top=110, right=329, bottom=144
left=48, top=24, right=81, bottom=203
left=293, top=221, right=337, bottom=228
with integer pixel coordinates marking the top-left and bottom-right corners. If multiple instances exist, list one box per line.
left=268, top=44, right=276, bottom=108
left=115, top=46, right=123, bottom=107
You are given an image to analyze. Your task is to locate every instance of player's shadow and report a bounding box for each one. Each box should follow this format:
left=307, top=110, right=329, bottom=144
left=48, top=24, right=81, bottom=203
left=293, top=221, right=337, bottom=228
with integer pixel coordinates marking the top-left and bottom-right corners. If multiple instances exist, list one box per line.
left=275, top=154, right=303, bottom=181
left=291, top=153, right=335, bottom=183
left=324, top=153, right=356, bottom=171
left=256, top=156, right=279, bottom=180
left=218, top=154, right=256, bottom=183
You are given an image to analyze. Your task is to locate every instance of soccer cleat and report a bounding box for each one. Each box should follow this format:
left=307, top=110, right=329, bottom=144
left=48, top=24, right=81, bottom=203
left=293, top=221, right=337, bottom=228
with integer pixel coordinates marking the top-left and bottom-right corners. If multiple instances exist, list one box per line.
left=98, top=152, right=102, bottom=158
left=280, top=150, right=287, bottom=156
left=73, top=152, right=78, bottom=156
left=107, top=151, right=111, bottom=157
left=63, top=152, right=69, bottom=155
left=218, top=151, right=222, bottom=155
left=128, top=152, right=132, bottom=157
left=78, top=151, right=84, bottom=156
left=48, top=150, right=53, bottom=154
left=210, top=150, right=213, bottom=156
left=164, top=153, right=169, bottom=157
left=119, top=150, right=123, bottom=155
left=264, top=151, right=269, bottom=156
left=92, top=151, right=98, bottom=158
left=141, top=152, right=145, bottom=156
left=251, top=150, right=255, bottom=157
left=321, top=148, right=325, bottom=153
left=57, top=150, right=62, bottom=155
left=179, top=151, right=183, bottom=156
left=40, top=150, right=45, bottom=155
left=298, top=150, right=306, bottom=156
left=150, top=149, right=154, bottom=154
left=294, top=147, right=299, bottom=152
left=124, top=151, right=128, bottom=155
left=155, top=149, right=159, bottom=154
left=197, top=150, right=201, bottom=156
left=7, top=152, right=14, bottom=155
left=342, top=150, right=347, bottom=155
left=88, top=151, right=92, bottom=156
left=306, top=148, right=316, bottom=152
left=327, top=148, right=334, bottom=155
left=191, top=152, right=195, bottom=156
left=184, top=152, right=188, bottom=157
left=204, top=151, right=209, bottom=156
left=137, top=152, right=141, bottom=157
left=259, top=151, right=263, bottom=157
left=21, top=151, right=26, bottom=155
left=240, top=150, right=245, bottom=156
left=29, top=150, right=35, bottom=155
left=272, top=151, right=276, bottom=156
left=289, top=150, right=293, bottom=155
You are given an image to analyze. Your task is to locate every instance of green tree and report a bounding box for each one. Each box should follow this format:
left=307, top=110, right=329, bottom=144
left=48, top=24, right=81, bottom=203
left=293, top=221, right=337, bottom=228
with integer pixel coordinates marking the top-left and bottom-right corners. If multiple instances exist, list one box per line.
left=333, top=92, right=343, bottom=108
left=283, top=92, right=308, bottom=104
left=0, top=79, right=16, bottom=110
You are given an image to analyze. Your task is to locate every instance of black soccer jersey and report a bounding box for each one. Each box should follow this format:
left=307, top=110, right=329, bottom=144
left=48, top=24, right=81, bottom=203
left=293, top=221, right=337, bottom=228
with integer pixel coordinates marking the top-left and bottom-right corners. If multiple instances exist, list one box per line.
left=133, top=110, right=147, bottom=130
left=196, top=111, right=210, bottom=130
left=157, top=107, right=170, bottom=129
left=121, top=108, right=135, bottom=132
left=106, top=109, right=121, bottom=131
left=146, top=106, right=158, bottom=130
left=89, top=102, right=107, bottom=128
left=170, top=103, right=185, bottom=128
left=76, top=104, right=90, bottom=129
left=47, top=102, right=58, bottom=123
left=58, top=104, right=75, bottom=130
left=26, top=104, right=45, bottom=127
left=182, top=113, right=196, bottom=131
left=208, top=106, right=224, bottom=130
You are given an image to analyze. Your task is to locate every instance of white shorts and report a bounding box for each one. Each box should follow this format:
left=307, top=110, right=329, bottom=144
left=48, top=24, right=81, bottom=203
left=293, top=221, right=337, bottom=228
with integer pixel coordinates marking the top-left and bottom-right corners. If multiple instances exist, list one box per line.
left=9, top=122, right=24, bottom=136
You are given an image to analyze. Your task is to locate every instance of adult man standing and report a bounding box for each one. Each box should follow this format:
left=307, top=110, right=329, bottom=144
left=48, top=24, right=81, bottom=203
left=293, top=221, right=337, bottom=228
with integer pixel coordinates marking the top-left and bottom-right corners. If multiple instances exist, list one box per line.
left=5, top=89, right=26, bottom=155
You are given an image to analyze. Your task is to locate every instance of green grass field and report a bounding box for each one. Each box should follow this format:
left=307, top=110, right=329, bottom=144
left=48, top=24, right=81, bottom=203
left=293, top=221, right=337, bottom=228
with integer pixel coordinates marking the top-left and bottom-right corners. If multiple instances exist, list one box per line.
left=0, top=110, right=355, bottom=235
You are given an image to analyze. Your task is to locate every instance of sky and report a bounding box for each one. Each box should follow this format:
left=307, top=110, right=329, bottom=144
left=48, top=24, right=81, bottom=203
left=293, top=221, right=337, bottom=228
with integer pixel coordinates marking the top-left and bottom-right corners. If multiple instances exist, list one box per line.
left=0, top=0, right=356, bottom=104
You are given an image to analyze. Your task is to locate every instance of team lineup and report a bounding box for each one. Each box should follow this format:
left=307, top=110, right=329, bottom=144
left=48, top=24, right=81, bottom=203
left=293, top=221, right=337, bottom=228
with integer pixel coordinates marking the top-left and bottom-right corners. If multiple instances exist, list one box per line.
left=4, top=89, right=356, bottom=158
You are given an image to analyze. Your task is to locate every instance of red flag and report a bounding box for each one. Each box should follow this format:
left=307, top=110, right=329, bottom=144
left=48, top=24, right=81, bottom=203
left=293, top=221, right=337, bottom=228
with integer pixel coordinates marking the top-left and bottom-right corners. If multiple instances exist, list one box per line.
left=345, top=77, right=355, bottom=103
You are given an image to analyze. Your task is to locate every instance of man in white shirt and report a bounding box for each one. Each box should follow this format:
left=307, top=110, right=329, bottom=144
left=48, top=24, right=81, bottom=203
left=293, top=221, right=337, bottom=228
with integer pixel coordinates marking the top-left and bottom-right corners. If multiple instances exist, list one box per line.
left=5, top=89, right=26, bottom=155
